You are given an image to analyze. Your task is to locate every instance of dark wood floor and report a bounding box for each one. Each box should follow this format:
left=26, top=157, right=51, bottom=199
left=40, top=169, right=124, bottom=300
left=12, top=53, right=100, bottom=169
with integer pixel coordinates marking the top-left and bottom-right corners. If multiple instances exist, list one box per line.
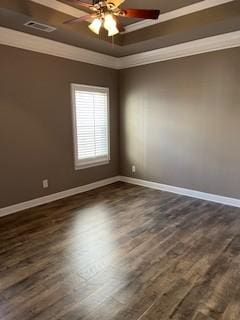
left=1, top=182, right=240, bottom=320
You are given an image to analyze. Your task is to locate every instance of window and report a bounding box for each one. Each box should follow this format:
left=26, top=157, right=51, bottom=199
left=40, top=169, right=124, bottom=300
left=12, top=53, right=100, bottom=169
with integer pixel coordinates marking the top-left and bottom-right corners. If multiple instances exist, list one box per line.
left=71, top=84, right=110, bottom=170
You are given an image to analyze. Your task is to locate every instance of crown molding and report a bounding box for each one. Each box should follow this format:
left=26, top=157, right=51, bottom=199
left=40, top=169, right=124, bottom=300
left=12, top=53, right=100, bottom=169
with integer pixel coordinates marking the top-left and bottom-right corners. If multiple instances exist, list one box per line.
left=0, top=27, right=119, bottom=69
left=0, top=27, right=240, bottom=69
left=123, top=0, right=234, bottom=34
left=30, top=0, right=86, bottom=18
left=118, top=31, right=240, bottom=69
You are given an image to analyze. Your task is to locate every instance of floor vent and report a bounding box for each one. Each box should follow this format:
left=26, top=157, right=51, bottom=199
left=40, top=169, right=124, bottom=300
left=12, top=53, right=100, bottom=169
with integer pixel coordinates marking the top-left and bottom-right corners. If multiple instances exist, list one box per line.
left=24, top=21, right=56, bottom=33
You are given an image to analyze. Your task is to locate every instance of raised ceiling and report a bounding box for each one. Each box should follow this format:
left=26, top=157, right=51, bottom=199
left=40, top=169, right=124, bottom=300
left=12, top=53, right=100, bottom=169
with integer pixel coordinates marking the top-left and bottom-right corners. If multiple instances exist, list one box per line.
left=119, top=0, right=204, bottom=26
left=122, top=0, right=202, bottom=12
left=0, top=0, right=239, bottom=57
left=59, top=0, right=203, bottom=26
left=61, top=0, right=203, bottom=14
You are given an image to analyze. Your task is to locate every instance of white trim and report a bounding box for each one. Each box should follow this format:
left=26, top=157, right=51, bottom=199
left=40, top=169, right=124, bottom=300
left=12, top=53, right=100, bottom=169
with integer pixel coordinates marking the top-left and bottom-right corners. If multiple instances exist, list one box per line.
left=75, top=160, right=110, bottom=170
left=0, top=176, right=120, bottom=218
left=1, top=175, right=240, bottom=217
left=119, top=31, right=240, bottom=69
left=123, top=0, right=234, bottom=34
left=30, top=0, right=86, bottom=18
left=1, top=27, right=240, bottom=69
left=0, top=27, right=119, bottom=69
left=71, top=84, right=110, bottom=170
left=119, top=176, right=240, bottom=208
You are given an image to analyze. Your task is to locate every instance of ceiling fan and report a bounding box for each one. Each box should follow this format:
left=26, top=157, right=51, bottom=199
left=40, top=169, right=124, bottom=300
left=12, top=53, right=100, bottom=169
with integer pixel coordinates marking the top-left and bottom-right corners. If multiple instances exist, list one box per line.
left=63, top=0, right=160, bottom=36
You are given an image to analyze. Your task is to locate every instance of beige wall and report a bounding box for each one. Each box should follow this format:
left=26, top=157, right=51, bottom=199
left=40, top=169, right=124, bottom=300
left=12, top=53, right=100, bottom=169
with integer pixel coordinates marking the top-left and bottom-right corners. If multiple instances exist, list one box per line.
left=1, top=45, right=240, bottom=208
left=120, top=48, right=240, bottom=199
left=0, top=45, right=119, bottom=208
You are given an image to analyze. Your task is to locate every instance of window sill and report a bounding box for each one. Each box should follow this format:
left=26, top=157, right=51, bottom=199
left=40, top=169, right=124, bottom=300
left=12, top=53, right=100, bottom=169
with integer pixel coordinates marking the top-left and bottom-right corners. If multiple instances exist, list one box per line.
left=75, top=160, right=110, bottom=170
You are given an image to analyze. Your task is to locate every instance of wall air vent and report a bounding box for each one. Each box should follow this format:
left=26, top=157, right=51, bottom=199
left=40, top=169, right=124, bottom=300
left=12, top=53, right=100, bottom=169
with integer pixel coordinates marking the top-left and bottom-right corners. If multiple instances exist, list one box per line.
left=24, top=21, right=56, bottom=33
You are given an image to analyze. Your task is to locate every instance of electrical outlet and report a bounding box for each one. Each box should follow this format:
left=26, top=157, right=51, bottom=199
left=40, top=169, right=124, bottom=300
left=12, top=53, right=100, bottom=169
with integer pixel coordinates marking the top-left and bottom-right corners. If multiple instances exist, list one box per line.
left=42, top=179, right=49, bottom=189
left=132, top=165, right=136, bottom=173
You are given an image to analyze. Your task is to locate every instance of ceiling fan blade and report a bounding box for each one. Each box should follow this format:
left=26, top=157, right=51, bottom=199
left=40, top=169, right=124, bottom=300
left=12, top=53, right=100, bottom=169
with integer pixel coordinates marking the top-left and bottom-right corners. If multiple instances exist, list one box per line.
left=66, top=0, right=93, bottom=9
left=63, top=14, right=92, bottom=24
left=116, top=18, right=125, bottom=33
left=123, top=9, right=160, bottom=20
left=107, top=0, right=125, bottom=8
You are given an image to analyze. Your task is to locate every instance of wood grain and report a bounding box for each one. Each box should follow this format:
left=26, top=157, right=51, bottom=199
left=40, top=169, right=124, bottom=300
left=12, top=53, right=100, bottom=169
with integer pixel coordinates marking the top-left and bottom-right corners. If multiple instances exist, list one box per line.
left=0, top=182, right=240, bottom=320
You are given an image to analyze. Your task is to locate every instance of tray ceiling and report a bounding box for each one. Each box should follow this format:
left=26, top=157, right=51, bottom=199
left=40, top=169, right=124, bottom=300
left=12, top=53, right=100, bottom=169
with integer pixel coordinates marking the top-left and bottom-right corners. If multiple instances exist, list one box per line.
left=0, top=0, right=239, bottom=57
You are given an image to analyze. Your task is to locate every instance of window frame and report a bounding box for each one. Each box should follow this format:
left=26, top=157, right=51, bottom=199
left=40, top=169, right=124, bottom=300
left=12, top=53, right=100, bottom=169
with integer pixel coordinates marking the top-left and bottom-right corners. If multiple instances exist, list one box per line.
left=71, top=83, right=110, bottom=170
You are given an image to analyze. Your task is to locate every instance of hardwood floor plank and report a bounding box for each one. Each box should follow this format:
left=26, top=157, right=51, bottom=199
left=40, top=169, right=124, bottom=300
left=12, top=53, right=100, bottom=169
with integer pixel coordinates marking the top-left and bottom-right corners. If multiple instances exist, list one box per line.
left=1, top=182, right=240, bottom=320
left=193, top=312, right=215, bottom=320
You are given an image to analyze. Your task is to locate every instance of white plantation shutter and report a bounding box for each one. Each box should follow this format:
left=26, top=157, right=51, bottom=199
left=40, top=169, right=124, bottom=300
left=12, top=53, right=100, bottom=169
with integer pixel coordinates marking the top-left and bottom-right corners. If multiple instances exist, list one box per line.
left=71, top=84, right=110, bottom=169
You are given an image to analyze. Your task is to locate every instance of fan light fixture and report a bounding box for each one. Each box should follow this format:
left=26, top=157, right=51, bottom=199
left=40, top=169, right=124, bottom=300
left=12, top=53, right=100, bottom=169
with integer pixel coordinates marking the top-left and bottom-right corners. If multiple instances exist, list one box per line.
left=64, top=0, right=161, bottom=38
left=103, top=14, right=119, bottom=36
left=89, top=13, right=120, bottom=36
left=88, top=18, right=102, bottom=34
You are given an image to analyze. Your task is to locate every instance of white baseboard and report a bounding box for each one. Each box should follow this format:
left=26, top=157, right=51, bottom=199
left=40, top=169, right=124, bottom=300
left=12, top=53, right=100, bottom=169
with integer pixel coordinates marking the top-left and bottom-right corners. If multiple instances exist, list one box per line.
left=0, top=176, right=120, bottom=218
left=1, top=175, right=239, bottom=218
left=119, top=176, right=240, bottom=208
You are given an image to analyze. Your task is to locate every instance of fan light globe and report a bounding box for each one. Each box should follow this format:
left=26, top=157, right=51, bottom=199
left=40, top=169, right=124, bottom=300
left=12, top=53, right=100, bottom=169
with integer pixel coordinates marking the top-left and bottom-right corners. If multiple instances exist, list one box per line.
left=88, top=18, right=102, bottom=34
left=108, top=26, right=119, bottom=36
left=103, top=14, right=119, bottom=36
